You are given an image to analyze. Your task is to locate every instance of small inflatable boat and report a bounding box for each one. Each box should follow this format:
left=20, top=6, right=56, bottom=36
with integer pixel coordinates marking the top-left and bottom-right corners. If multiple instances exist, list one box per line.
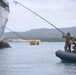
left=55, top=50, right=76, bottom=62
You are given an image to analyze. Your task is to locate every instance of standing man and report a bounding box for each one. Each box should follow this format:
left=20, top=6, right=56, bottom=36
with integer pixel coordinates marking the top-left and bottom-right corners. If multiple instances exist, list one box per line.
left=62, top=32, right=73, bottom=52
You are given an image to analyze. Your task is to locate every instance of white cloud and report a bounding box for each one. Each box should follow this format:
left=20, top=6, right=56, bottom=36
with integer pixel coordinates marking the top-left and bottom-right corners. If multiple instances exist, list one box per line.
left=5, top=0, right=76, bottom=32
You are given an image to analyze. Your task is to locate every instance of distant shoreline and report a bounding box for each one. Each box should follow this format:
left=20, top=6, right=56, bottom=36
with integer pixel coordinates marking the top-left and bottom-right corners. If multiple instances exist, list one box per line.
left=3, top=38, right=65, bottom=42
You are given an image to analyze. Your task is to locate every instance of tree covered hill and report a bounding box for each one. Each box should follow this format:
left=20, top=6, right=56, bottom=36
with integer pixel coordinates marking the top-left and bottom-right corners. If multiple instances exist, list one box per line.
left=4, top=26, right=76, bottom=41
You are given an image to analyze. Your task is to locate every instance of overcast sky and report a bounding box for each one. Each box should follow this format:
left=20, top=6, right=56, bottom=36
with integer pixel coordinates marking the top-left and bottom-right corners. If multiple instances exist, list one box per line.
left=5, top=0, right=76, bottom=32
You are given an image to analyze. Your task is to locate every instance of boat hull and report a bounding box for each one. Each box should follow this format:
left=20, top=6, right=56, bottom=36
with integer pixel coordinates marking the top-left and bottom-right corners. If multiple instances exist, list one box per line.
left=0, top=0, right=10, bottom=48
left=55, top=50, right=76, bottom=62
left=0, top=0, right=9, bottom=41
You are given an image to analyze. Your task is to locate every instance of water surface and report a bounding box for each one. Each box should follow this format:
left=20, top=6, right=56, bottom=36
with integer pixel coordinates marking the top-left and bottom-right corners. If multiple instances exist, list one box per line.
left=0, top=42, right=76, bottom=75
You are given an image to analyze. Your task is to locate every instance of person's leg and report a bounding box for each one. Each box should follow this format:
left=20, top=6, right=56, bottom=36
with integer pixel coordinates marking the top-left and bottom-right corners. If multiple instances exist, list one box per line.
left=74, top=46, right=76, bottom=53
left=65, top=44, right=67, bottom=52
left=68, top=44, right=71, bottom=52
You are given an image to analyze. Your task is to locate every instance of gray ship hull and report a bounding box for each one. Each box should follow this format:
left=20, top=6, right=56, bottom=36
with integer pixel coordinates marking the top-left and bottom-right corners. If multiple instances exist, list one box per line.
left=0, top=0, right=10, bottom=48
left=0, top=0, right=9, bottom=41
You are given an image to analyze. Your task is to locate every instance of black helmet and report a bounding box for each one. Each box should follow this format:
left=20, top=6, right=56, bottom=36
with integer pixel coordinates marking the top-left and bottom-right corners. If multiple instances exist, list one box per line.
left=67, top=32, right=70, bottom=35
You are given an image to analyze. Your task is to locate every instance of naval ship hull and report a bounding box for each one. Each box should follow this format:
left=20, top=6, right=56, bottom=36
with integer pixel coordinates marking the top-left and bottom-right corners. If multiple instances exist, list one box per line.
left=0, top=0, right=10, bottom=48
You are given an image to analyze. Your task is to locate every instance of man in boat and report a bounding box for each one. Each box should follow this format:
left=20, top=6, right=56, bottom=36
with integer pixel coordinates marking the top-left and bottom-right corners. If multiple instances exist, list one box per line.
left=72, top=38, right=76, bottom=53
left=62, top=32, right=73, bottom=52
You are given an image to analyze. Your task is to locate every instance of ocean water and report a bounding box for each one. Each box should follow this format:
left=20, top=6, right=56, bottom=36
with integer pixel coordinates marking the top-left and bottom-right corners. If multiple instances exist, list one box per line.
left=0, top=42, right=76, bottom=75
